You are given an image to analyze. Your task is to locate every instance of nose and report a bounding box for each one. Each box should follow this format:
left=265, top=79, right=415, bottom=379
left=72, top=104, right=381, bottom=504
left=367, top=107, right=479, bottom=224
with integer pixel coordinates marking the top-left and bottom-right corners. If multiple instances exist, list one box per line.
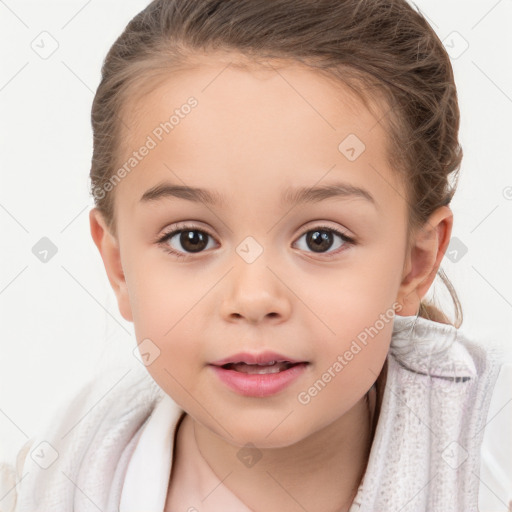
left=220, top=256, right=292, bottom=325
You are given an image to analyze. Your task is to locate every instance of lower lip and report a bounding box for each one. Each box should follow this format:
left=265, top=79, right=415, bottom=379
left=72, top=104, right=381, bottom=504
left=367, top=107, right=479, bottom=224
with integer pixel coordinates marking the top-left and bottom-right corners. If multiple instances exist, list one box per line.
left=209, top=363, right=308, bottom=397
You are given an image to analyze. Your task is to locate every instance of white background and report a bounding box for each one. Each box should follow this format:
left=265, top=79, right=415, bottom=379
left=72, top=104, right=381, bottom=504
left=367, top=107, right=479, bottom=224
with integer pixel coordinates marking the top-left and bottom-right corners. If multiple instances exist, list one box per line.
left=1, top=0, right=511, bottom=509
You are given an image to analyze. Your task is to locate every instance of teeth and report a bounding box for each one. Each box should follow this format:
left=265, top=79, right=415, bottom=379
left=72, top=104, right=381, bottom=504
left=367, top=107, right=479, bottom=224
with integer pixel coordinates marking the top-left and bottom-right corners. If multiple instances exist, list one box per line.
left=236, top=360, right=277, bottom=366
left=245, top=365, right=282, bottom=374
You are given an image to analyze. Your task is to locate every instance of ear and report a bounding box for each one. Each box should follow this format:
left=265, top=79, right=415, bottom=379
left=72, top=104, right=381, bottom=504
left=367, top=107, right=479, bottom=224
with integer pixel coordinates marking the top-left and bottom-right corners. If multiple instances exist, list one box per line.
left=89, top=208, right=133, bottom=322
left=396, top=205, right=453, bottom=316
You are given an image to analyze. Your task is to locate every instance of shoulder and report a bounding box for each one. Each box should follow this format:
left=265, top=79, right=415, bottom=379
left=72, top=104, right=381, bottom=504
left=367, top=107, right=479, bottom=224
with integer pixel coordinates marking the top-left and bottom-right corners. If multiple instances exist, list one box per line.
left=357, top=315, right=507, bottom=511
left=388, top=314, right=504, bottom=440
left=32, top=363, right=165, bottom=451
left=0, top=460, right=18, bottom=512
left=6, top=364, right=167, bottom=511
left=389, top=314, right=503, bottom=389
left=479, top=361, right=512, bottom=511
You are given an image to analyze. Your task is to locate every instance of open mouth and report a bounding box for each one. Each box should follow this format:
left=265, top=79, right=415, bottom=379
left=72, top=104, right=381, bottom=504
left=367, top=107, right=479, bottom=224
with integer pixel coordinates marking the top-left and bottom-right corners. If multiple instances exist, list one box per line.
left=210, top=356, right=309, bottom=396
left=220, top=361, right=304, bottom=374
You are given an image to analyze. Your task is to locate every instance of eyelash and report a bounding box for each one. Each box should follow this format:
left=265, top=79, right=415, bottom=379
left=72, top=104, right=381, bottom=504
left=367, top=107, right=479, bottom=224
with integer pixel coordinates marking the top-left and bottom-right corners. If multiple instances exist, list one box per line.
left=156, top=223, right=356, bottom=260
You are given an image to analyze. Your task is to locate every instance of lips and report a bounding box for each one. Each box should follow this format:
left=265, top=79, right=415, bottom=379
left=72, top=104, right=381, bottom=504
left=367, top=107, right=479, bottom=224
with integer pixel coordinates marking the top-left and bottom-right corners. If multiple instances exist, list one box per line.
left=210, top=351, right=309, bottom=397
left=221, top=361, right=297, bottom=374
left=210, top=351, right=306, bottom=367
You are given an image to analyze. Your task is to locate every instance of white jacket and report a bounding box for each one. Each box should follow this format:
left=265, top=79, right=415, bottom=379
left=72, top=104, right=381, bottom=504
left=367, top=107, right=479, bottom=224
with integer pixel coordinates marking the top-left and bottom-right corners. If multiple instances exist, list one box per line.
left=0, top=314, right=505, bottom=511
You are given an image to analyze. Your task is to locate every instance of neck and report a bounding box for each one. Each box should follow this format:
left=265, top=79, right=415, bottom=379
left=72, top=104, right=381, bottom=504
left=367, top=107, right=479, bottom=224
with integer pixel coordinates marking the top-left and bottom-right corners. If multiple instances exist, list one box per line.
left=190, top=378, right=382, bottom=512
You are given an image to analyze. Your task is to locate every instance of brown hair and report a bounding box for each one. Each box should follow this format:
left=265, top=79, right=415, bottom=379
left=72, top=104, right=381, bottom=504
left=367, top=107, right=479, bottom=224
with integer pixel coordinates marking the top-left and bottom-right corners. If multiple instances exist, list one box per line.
left=90, top=0, right=463, bottom=329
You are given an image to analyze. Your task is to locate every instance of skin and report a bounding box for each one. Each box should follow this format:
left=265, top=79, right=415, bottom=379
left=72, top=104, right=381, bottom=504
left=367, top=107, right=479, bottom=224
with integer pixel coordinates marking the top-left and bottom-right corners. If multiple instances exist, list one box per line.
left=90, top=53, right=453, bottom=512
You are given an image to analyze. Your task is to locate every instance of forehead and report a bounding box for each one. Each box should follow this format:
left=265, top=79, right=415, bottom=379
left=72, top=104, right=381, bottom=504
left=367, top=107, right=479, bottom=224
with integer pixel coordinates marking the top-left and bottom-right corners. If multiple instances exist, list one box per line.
left=120, top=51, right=389, bottom=149
left=114, top=52, right=404, bottom=215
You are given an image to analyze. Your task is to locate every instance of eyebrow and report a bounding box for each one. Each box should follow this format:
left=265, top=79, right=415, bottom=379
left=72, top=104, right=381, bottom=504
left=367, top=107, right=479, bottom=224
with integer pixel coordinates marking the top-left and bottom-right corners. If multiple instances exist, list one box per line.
left=140, top=181, right=377, bottom=208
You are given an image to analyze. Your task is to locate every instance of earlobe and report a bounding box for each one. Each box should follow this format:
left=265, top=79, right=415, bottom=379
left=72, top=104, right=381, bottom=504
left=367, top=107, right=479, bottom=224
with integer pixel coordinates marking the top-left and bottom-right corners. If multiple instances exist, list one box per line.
left=89, top=208, right=133, bottom=322
left=396, top=206, right=453, bottom=316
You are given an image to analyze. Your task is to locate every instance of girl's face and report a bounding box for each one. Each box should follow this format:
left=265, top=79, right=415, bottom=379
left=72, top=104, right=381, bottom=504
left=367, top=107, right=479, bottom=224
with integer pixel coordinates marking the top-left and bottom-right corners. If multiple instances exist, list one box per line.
left=97, top=54, right=413, bottom=448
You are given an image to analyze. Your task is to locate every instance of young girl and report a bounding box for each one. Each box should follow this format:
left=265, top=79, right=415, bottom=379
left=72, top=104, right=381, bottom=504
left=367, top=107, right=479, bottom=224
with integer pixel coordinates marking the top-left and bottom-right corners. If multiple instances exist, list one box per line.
left=0, top=0, right=505, bottom=511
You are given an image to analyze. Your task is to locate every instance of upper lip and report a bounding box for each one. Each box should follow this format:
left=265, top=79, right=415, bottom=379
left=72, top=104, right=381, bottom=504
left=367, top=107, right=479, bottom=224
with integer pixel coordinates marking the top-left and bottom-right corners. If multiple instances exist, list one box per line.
left=210, top=351, right=307, bottom=366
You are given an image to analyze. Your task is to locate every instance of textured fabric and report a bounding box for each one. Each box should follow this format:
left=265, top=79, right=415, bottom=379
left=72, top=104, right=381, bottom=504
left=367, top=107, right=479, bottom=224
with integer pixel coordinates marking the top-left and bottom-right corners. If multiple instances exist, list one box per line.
left=478, top=362, right=512, bottom=511
left=0, top=314, right=504, bottom=512
left=357, top=315, right=503, bottom=511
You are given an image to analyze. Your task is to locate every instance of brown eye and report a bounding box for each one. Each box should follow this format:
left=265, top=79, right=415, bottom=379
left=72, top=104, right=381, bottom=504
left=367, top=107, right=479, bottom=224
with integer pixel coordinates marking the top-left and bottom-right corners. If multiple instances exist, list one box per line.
left=158, top=224, right=217, bottom=258
left=294, top=226, right=354, bottom=256
left=177, top=230, right=209, bottom=253
left=306, top=230, right=335, bottom=253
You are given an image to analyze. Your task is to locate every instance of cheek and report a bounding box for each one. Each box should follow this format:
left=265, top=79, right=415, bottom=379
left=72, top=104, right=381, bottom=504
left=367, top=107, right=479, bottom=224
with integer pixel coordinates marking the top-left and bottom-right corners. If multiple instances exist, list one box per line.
left=127, top=254, right=194, bottom=336
left=129, top=277, right=203, bottom=363
left=131, top=300, right=205, bottom=413
left=126, top=267, right=205, bottom=390
left=301, top=321, right=392, bottom=418
left=290, top=248, right=402, bottom=345
left=325, top=240, right=405, bottom=315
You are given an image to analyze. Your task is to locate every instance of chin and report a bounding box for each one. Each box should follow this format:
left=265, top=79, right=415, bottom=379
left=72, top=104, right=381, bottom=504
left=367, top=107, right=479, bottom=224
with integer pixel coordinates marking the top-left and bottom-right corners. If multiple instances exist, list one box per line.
left=208, top=414, right=312, bottom=450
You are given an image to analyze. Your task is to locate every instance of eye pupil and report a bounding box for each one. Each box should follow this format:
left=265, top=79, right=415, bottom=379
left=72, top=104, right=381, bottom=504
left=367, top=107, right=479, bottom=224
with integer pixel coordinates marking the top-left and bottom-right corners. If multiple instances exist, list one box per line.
left=307, top=230, right=333, bottom=252
left=180, top=230, right=208, bottom=252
